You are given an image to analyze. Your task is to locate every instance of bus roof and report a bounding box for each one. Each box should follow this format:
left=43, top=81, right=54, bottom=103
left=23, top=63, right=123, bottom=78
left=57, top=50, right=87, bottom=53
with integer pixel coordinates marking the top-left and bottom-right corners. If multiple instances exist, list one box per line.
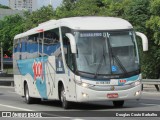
left=14, top=16, right=133, bottom=39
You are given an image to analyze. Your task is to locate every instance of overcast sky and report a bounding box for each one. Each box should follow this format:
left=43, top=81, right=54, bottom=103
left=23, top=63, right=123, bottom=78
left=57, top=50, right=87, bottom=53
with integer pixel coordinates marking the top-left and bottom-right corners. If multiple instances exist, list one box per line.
left=0, top=0, right=63, bottom=10
left=0, top=0, right=8, bottom=6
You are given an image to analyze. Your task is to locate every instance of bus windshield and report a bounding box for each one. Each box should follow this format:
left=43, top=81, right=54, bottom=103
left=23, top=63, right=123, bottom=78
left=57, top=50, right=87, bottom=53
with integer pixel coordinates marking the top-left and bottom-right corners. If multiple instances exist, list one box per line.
left=75, top=30, right=139, bottom=78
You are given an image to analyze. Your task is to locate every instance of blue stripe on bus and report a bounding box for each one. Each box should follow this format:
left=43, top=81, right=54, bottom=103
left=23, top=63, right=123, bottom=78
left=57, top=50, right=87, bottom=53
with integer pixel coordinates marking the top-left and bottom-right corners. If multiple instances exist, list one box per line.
left=17, top=57, right=48, bottom=99
left=81, top=75, right=139, bottom=86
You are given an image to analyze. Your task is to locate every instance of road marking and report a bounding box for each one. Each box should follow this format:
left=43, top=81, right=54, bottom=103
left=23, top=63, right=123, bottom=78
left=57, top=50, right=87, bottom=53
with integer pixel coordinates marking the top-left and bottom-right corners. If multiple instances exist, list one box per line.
left=72, top=119, right=85, bottom=120
left=39, top=112, right=71, bottom=118
left=140, top=103, right=160, bottom=106
left=0, top=104, right=34, bottom=111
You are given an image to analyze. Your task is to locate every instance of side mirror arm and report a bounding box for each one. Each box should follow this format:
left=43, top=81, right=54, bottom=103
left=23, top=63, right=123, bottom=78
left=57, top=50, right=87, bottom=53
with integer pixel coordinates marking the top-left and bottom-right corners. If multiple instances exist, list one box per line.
left=65, top=33, right=77, bottom=53
left=136, top=32, right=148, bottom=51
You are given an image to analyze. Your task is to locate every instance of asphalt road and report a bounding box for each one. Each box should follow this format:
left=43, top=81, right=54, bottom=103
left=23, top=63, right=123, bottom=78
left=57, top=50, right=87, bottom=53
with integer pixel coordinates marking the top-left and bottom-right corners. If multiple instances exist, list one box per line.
left=0, top=86, right=160, bottom=120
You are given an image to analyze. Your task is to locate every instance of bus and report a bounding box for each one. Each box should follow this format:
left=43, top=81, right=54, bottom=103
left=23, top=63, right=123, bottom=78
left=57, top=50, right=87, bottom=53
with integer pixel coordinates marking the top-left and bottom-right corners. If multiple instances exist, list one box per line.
left=13, top=17, right=148, bottom=109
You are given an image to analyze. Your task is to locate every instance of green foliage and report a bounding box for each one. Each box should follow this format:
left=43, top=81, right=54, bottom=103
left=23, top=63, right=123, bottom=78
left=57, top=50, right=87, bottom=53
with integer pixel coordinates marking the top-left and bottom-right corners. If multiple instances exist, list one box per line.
left=0, top=5, right=55, bottom=50
left=123, top=0, right=150, bottom=32
left=0, top=4, right=10, bottom=9
left=56, top=0, right=102, bottom=18
left=23, top=5, right=55, bottom=30
left=150, top=0, right=160, bottom=15
left=100, top=0, right=127, bottom=17
left=144, top=0, right=160, bottom=78
left=146, top=16, right=160, bottom=45
left=0, top=15, right=24, bottom=50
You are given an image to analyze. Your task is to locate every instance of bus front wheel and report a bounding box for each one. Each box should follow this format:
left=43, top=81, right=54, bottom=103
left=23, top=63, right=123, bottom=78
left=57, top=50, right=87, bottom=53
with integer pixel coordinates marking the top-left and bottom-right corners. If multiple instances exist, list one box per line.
left=24, top=83, right=33, bottom=104
left=60, top=85, right=70, bottom=109
left=113, top=100, right=124, bottom=107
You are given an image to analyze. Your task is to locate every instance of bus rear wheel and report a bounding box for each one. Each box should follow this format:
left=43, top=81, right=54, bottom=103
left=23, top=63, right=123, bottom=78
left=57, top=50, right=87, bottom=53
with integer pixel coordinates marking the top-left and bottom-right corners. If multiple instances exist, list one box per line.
left=113, top=100, right=124, bottom=107
left=60, top=85, right=70, bottom=109
left=24, top=83, right=33, bottom=104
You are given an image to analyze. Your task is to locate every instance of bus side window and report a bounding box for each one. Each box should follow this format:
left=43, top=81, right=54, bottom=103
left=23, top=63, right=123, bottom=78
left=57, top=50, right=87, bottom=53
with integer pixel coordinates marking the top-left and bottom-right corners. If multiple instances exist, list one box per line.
left=42, top=28, right=60, bottom=56
left=14, top=39, right=19, bottom=60
left=17, top=39, right=21, bottom=60
left=27, top=34, right=38, bottom=59
left=19, top=42, right=22, bottom=60
left=21, top=37, right=27, bottom=59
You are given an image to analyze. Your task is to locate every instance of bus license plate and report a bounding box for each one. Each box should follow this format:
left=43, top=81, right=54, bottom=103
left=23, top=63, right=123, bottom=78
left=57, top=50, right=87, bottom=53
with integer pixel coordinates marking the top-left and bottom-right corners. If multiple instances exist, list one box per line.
left=107, top=93, right=118, bottom=98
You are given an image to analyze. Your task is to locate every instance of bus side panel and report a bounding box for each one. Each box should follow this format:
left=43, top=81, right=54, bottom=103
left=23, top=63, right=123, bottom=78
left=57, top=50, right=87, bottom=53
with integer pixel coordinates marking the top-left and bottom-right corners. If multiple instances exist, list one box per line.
left=13, top=49, right=23, bottom=96
left=22, top=73, right=41, bottom=98
left=44, top=56, right=59, bottom=100
left=17, top=57, right=48, bottom=99
left=14, top=75, right=23, bottom=96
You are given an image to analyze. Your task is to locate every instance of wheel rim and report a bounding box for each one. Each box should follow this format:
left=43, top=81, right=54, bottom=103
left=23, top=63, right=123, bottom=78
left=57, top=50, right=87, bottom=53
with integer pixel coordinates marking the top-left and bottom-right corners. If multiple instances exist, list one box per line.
left=61, top=88, right=66, bottom=106
left=25, top=86, right=29, bottom=101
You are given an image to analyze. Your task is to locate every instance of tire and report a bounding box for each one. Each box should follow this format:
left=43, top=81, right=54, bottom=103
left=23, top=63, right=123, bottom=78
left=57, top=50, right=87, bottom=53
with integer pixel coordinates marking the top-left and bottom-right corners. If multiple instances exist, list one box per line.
left=60, top=85, right=70, bottom=109
left=113, top=100, right=124, bottom=107
left=24, top=83, right=33, bottom=104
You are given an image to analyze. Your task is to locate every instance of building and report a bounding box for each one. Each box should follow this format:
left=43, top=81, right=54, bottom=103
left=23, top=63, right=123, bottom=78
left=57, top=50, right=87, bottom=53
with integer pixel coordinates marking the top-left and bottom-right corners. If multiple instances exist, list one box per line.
left=9, top=0, right=37, bottom=12
left=0, top=8, right=23, bottom=20
left=1, top=0, right=63, bottom=12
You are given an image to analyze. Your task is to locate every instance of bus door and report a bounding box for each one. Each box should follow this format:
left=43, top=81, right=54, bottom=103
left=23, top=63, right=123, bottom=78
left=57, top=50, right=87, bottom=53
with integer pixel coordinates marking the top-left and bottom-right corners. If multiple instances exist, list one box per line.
left=63, top=37, right=77, bottom=101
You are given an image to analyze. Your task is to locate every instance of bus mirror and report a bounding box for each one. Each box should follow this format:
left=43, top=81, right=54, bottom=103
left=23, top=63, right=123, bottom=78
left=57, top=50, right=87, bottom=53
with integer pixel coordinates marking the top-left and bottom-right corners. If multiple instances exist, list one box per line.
left=65, top=33, right=77, bottom=53
left=136, top=32, right=148, bottom=51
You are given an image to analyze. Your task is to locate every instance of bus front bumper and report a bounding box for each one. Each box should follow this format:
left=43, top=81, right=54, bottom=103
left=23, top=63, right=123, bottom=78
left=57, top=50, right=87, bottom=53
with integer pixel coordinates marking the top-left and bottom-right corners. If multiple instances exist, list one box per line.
left=76, top=84, right=142, bottom=102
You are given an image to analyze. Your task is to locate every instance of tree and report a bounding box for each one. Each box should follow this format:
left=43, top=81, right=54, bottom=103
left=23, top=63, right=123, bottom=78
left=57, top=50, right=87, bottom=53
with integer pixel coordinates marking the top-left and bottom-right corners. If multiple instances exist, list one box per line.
left=23, top=5, right=55, bottom=30
left=145, top=0, right=160, bottom=78
left=0, top=14, right=24, bottom=51
left=0, top=4, right=10, bottom=9
left=56, top=0, right=104, bottom=18
left=0, top=6, right=55, bottom=50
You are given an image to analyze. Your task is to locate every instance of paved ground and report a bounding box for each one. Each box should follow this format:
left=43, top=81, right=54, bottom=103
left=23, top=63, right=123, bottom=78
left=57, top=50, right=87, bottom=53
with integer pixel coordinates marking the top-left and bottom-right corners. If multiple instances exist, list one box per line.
left=0, top=86, right=159, bottom=120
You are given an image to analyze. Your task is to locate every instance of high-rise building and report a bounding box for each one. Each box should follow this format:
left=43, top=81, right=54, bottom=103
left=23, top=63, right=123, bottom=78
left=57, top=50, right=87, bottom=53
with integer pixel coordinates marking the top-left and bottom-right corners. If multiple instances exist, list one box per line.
left=9, top=0, right=37, bottom=12
left=0, top=8, right=23, bottom=19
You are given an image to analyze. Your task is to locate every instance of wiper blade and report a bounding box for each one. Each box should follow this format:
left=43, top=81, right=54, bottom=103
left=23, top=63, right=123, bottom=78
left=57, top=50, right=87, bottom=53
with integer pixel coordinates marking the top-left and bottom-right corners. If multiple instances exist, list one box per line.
left=94, top=46, right=106, bottom=78
left=106, top=34, right=128, bottom=75
left=112, top=54, right=128, bottom=74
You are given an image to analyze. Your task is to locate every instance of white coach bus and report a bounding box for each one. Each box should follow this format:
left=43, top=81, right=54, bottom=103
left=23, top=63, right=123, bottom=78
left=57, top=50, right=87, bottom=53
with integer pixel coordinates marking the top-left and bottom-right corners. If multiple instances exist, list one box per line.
left=13, top=17, right=148, bottom=109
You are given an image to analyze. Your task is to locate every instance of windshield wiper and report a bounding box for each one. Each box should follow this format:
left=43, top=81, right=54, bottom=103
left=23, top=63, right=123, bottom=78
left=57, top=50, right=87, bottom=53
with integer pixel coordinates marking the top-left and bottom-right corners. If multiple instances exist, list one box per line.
left=107, top=36, right=128, bottom=75
left=94, top=46, right=106, bottom=78
left=112, top=53, right=128, bottom=74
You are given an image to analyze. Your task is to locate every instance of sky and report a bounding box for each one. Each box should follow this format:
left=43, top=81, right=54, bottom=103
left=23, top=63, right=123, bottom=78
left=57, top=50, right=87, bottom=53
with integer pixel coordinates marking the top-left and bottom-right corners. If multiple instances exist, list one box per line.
left=0, top=0, right=63, bottom=10
left=0, top=0, right=8, bottom=6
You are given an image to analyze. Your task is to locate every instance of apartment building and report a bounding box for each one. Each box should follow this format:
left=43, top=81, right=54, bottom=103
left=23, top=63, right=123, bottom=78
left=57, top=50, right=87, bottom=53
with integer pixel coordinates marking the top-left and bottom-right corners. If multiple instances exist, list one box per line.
left=9, top=0, right=37, bottom=12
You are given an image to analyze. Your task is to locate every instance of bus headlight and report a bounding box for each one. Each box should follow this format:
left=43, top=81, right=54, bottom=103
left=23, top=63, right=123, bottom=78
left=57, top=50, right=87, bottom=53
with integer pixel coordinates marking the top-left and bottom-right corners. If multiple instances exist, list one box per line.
left=135, top=91, right=141, bottom=96
left=75, top=80, right=94, bottom=88
left=82, top=83, right=89, bottom=87
left=81, top=82, right=94, bottom=88
left=132, top=80, right=141, bottom=86
left=82, top=93, right=88, bottom=97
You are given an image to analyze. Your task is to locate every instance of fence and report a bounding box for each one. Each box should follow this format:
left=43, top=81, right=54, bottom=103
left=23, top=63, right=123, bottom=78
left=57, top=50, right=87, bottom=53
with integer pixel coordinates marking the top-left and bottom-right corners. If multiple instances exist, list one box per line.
left=142, top=79, right=160, bottom=91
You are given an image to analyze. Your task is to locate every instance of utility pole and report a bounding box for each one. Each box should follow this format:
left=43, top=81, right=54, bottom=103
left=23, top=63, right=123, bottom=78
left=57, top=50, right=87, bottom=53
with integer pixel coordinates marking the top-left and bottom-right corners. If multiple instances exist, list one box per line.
left=50, top=0, right=52, bottom=5
left=1, top=42, right=3, bottom=73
